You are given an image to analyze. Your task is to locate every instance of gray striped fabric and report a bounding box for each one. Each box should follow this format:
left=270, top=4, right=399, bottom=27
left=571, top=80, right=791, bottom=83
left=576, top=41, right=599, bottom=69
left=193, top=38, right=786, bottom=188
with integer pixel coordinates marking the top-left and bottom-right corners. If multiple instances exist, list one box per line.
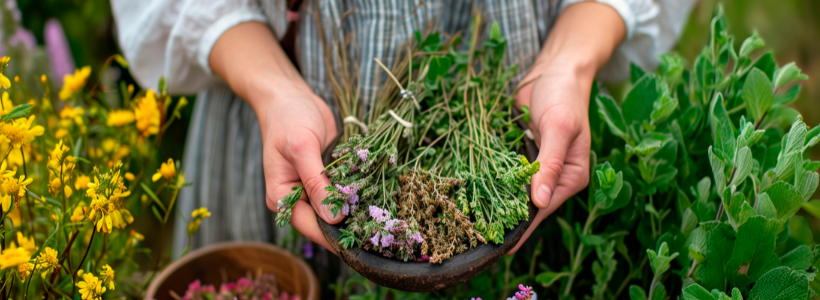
left=173, top=0, right=564, bottom=256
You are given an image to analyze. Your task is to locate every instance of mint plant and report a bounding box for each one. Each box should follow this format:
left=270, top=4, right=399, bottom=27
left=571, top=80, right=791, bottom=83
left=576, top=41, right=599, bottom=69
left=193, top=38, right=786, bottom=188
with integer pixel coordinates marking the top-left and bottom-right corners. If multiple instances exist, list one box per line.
left=535, top=6, right=819, bottom=299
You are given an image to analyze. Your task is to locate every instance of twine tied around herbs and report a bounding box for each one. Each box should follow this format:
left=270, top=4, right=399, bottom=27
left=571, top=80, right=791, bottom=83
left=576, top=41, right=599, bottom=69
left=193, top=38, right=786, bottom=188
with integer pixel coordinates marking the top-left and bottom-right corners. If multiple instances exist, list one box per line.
left=343, top=116, right=369, bottom=134
left=388, top=110, right=413, bottom=128
left=374, top=58, right=421, bottom=110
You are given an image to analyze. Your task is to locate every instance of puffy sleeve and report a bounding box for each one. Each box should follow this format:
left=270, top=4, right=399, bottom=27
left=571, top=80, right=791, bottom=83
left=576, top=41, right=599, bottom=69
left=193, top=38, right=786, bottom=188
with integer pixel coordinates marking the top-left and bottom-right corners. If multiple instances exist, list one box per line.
left=111, top=0, right=267, bottom=95
left=559, top=0, right=698, bottom=82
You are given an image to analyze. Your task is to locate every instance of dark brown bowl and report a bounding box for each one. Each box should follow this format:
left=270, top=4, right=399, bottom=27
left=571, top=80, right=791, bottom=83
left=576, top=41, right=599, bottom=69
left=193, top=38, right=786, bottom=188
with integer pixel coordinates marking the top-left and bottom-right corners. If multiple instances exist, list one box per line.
left=318, top=128, right=539, bottom=292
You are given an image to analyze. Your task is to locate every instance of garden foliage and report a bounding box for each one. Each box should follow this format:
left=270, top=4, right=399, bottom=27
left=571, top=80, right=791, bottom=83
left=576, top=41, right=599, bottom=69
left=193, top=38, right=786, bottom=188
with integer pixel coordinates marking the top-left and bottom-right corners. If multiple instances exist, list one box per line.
left=532, top=6, right=820, bottom=299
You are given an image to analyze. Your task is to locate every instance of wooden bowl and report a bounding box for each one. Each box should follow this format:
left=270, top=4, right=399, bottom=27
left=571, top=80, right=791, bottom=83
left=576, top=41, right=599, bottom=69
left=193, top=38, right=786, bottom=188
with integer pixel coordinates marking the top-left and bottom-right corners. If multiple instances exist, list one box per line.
left=318, top=131, right=539, bottom=292
left=145, top=241, right=319, bottom=300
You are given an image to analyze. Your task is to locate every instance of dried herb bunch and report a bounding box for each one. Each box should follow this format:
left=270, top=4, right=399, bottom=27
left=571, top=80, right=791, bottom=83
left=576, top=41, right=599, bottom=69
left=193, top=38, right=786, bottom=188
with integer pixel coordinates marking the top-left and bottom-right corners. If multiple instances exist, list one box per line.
left=277, top=20, right=538, bottom=263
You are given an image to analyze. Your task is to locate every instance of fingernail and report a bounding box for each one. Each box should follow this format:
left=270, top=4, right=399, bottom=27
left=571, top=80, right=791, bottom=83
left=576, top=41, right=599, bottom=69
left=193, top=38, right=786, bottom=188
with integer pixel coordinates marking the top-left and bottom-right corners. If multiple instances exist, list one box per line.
left=536, top=184, right=552, bottom=208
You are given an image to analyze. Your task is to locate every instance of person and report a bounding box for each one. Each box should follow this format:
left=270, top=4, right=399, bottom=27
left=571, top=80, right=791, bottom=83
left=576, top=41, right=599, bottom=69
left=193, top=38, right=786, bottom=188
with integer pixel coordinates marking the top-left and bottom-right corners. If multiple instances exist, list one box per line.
left=111, top=0, right=696, bottom=257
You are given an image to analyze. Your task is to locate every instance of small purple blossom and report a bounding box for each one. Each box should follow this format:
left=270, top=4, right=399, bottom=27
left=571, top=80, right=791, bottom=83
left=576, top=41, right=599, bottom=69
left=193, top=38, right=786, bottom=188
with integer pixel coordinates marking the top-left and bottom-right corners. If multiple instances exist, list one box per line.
left=342, top=203, right=350, bottom=216
left=519, top=284, right=532, bottom=295
left=408, top=231, right=424, bottom=245
left=370, top=232, right=381, bottom=246
left=368, top=206, right=391, bottom=223
left=356, top=149, right=369, bottom=162
left=302, top=242, right=313, bottom=258
left=417, top=254, right=430, bottom=262
left=389, top=154, right=396, bottom=165
left=380, top=233, right=395, bottom=247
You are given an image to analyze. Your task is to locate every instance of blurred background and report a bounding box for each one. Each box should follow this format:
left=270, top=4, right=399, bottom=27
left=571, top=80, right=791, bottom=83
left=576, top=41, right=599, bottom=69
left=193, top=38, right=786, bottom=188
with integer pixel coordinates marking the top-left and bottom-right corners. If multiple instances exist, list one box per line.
left=15, top=0, right=820, bottom=160
left=12, top=0, right=820, bottom=296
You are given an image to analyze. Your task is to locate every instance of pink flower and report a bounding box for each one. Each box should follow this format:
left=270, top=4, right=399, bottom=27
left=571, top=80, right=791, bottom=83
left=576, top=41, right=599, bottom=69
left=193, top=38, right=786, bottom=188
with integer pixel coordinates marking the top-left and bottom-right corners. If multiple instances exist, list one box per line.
left=408, top=231, right=424, bottom=245
left=381, top=233, right=395, bottom=247
left=368, top=206, right=391, bottom=223
left=356, top=149, right=369, bottom=162
left=370, top=232, right=381, bottom=246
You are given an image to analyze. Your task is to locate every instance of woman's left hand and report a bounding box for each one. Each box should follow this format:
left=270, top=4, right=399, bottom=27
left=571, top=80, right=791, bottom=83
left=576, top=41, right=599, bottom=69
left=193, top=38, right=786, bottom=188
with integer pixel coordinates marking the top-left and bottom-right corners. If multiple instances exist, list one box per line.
left=509, top=60, right=593, bottom=254
left=506, top=1, right=626, bottom=254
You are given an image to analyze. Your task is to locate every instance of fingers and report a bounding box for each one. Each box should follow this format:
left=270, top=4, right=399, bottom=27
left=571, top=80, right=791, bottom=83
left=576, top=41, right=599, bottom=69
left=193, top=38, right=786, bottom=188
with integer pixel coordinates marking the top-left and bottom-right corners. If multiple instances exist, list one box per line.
left=290, top=200, right=336, bottom=254
left=285, top=131, right=345, bottom=224
left=507, top=194, right=564, bottom=254
left=532, top=115, right=577, bottom=209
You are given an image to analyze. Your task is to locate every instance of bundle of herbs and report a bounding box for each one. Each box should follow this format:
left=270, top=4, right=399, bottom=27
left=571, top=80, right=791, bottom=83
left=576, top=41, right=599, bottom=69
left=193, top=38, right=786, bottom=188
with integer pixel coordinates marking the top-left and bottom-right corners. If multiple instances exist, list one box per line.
left=276, top=21, right=538, bottom=263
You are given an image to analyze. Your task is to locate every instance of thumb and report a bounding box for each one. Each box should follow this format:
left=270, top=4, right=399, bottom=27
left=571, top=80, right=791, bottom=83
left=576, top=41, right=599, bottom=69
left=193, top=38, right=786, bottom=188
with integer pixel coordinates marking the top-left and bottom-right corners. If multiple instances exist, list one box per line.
left=285, top=136, right=344, bottom=224
left=532, top=119, right=573, bottom=209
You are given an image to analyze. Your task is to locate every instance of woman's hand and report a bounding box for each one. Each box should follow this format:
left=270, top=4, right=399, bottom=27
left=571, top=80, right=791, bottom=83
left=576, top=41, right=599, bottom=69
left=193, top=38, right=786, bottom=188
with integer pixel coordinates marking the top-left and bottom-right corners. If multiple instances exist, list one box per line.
left=508, top=2, right=626, bottom=253
left=210, top=22, right=341, bottom=252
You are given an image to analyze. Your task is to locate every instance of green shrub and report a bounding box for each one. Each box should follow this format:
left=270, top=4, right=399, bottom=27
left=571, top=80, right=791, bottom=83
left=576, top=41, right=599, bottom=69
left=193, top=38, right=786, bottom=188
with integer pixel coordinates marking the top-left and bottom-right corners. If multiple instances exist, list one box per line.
left=535, top=6, right=819, bottom=299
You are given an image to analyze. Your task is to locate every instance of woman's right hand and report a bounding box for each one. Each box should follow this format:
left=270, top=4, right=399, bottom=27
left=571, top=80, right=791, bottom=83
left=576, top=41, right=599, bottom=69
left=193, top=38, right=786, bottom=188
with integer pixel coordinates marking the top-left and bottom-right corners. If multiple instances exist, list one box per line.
left=256, top=82, right=342, bottom=252
left=210, top=22, right=342, bottom=252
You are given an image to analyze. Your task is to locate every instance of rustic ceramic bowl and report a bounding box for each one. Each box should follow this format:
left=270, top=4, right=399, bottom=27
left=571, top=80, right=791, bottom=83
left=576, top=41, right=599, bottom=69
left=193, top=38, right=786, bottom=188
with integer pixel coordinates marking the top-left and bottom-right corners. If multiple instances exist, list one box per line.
left=318, top=128, right=539, bottom=292
left=145, top=241, right=319, bottom=300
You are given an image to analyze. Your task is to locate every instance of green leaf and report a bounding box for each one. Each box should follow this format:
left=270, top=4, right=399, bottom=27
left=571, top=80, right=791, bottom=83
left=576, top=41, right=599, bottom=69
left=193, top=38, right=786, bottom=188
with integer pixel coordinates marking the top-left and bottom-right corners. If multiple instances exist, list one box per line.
left=742, top=68, right=774, bottom=123
left=698, top=223, right=736, bottom=291
left=629, top=285, right=647, bottom=300
left=534, top=271, right=570, bottom=288
left=682, top=208, right=698, bottom=237
left=772, top=62, right=809, bottom=90
left=647, top=242, right=679, bottom=279
left=751, top=52, right=776, bottom=79
left=730, top=146, right=753, bottom=187
left=739, top=31, right=764, bottom=57
left=682, top=283, right=717, bottom=300
left=141, top=183, right=166, bottom=212
left=761, top=106, right=800, bottom=129
left=748, top=266, right=810, bottom=300
left=709, top=147, right=728, bottom=195
left=773, top=85, right=800, bottom=106
left=756, top=193, right=777, bottom=219
left=623, top=74, right=663, bottom=125
left=726, top=216, right=782, bottom=287
left=73, top=138, right=83, bottom=159
left=489, top=22, right=502, bottom=40
left=557, top=217, right=576, bottom=259
left=762, top=181, right=804, bottom=220
left=631, top=62, right=646, bottom=84
left=650, top=93, right=678, bottom=124
left=0, top=104, right=33, bottom=121
left=780, top=245, right=812, bottom=271
left=151, top=205, right=164, bottom=222
left=596, top=95, right=630, bottom=141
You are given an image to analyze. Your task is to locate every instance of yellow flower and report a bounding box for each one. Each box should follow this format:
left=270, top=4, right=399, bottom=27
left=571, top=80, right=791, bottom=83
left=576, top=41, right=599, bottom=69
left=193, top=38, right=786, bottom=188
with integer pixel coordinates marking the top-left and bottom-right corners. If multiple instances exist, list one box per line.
left=17, top=262, right=33, bottom=281
left=71, top=205, right=86, bottom=222
left=75, top=175, right=91, bottom=190
left=127, top=230, right=144, bottom=248
left=35, top=247, right=58, bottom=279
left=85, top=163, right=131, bottom=232
left=65, top=185, right=73, bottom=198
left=0, top=57, right=11, bottom=89
left=3, top=172, right=34, bottom=198
left=12, top=232, right=36, bottom=252
left=107, top=110, right=135, bottom=127
left=0, top=115, right=45, bottom=148
left=187, top=219, right=201, bottom=236
left=59, top=66, right=91, bottom=100
left=188, top=207, right=211, bottom=235
left=13, top=76, right=18, bottom=83
left=134, top=90, right=160, bottom=138
left=59, top=106, right=85, bottom=125
left=100, top=264, right=115, bottom=290
left=55, top=128, right=69, bottom=139
left=0, top=92, right=12, bottom=117
left=192, top=207, right=211, bottom=219
left=0, top=247, right=30, bottom=269
left=152, top=158, right=176, bottom=182
left=76, top=272, right=106, bottom=300
left=40, top=74, right=46, bottom=83
left=124, top=172, right=135, bottom=181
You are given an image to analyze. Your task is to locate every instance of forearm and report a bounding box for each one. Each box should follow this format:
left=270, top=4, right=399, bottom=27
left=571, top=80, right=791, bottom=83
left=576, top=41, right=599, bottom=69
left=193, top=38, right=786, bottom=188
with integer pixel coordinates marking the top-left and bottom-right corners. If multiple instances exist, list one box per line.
left=209, top=22, right=311, bottom=114
left=522, top=2, right=626, bottom=87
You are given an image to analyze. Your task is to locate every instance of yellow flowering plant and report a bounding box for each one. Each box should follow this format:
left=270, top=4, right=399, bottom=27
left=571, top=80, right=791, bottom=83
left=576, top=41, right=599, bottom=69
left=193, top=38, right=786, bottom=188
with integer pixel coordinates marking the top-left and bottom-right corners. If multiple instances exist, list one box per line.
left=0, top=48, right=206, bottom=298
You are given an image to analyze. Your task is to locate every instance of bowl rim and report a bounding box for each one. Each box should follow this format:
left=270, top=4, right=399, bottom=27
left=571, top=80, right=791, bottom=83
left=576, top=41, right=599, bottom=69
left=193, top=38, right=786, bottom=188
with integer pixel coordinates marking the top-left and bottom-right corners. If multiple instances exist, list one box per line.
left=144, top=241, right=319, bottom=300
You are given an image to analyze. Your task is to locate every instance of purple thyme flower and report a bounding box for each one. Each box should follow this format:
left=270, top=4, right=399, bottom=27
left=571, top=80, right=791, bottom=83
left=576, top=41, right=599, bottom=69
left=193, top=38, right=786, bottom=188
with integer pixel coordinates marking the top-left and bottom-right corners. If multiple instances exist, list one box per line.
left=356, top=149, right=369, bottom=162
left=381, top=233, right=395, bottom=247
left=302, top=242, right=314, bottom=258
left=368, top=206, right=391, bottom=223
left=342, top=203, right=350, bottom=215
left=519, top=284, right=532, bottom=295
left=370, top=232, right=381, bottom=246
left=417, top=254, right=429, bottom=262
left=408, top=231, right=424, bottom=245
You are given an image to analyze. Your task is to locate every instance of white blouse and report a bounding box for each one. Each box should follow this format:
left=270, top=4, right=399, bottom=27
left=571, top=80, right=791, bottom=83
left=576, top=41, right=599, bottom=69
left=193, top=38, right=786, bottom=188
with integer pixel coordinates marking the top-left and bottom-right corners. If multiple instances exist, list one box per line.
left=111, top=0, right=697, bottom=95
